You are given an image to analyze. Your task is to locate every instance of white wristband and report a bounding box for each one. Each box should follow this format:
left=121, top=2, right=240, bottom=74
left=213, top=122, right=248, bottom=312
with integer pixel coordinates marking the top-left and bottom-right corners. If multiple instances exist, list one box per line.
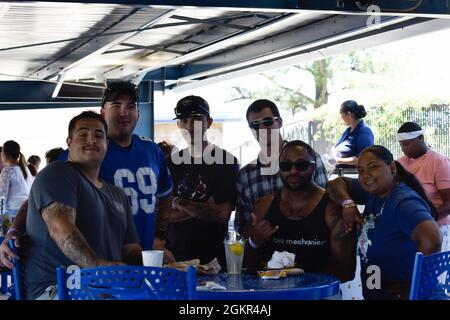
left=248, top=237, right=258, bottom=249
left=171, top=197, right=179, bottom=210
left=342, top=199, right=356, bottom=208
left=6, top=227, right=19, bottom=236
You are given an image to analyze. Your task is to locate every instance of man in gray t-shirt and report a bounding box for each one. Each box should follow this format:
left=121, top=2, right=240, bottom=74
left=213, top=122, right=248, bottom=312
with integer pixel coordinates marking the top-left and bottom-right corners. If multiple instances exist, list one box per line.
left=22, top=111, right=141, bottom=299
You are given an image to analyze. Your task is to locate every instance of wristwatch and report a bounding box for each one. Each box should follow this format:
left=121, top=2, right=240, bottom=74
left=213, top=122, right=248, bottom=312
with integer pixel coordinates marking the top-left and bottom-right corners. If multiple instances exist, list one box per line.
left=341, top=199, right=357, bottom=208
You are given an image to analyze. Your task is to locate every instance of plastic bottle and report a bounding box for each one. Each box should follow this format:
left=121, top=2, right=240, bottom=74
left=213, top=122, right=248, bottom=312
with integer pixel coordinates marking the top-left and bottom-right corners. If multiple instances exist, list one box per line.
left=224, top=219, right=245, bottom=274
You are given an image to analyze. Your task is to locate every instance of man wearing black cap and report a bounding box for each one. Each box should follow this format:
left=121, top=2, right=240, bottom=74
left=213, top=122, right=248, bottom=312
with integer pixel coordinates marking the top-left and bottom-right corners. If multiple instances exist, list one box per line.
left=0, top=81, right=174, bottom=267
left=161, top=95, right=239, bottom=268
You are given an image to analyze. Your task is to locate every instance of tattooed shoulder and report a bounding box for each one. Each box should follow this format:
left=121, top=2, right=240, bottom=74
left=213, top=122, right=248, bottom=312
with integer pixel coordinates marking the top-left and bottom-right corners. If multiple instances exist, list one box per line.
left=42, top=202, right=76, bottom=225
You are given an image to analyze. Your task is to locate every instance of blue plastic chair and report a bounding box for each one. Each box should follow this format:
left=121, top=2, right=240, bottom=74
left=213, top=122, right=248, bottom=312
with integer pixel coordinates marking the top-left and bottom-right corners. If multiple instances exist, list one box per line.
left=0, top=236, right=10, bottom=295
left=57, top=265, right=197, bottom=300
left=409, top=251, right=450, bottom=300
left=6, top=239, right=22, bottom=300
left=0, top=269, right=10, bottom=295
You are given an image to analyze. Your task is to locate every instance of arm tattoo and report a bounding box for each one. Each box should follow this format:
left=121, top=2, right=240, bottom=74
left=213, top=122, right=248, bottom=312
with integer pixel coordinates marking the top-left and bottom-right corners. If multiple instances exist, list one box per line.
left=59, top=230, right=99, bottom=267
left=326, top=178, right=353, bottom=204
left=42, top=202, right=76, bottom=226
left=329, top=216, right=350, bottom=242
left=177, top=198, right=223, bottom=223
left=42, top=202, right=99, bottom=268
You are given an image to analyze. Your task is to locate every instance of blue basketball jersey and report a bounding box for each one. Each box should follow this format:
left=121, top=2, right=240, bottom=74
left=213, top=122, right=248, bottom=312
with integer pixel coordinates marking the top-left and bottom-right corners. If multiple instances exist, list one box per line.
left=59, top=134, right=173, bottom=249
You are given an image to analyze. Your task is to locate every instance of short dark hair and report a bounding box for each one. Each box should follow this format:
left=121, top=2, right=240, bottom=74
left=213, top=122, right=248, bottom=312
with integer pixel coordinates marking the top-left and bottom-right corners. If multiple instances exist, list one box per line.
left=27, top=155, right=41, bottom=166
left=45, top=147, right=64, bottom=163
left=340, top=100, right=367, bottom=119
left=397, top=121, right=422, bottom=133
left=68, top=111, right=108, bottom=138
left=246, top=99, right=281, bottom=122
left=280, top=140, right=315, bottom=160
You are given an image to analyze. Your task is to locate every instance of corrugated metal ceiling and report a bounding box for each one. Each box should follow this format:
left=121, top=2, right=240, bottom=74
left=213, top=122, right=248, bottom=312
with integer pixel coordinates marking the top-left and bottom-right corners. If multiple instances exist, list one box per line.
left=0, top=1, right=309, bottom=82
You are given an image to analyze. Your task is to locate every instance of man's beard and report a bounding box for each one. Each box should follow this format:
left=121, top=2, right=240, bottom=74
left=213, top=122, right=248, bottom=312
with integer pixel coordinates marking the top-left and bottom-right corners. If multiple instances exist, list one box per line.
left=282, top=174, right=313, bottom=192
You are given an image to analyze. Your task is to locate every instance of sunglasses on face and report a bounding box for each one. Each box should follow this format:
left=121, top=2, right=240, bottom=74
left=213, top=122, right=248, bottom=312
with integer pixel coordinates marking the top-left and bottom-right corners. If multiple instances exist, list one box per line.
left=249, top=117, right=280, bottom=130
left=279, top=159, right=316, bottom=172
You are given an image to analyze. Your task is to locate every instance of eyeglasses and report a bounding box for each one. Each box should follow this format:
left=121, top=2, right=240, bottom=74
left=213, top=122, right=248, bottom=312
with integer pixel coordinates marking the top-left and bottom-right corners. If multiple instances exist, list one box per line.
left=279, top=159, right=316, bottom=172
left=249, top=117, right=280, bottom=130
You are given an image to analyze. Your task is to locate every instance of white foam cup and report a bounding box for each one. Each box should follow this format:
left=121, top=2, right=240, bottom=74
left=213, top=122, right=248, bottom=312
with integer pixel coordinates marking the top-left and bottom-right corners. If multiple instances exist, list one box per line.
left=142, top=250, right=164, bottom=267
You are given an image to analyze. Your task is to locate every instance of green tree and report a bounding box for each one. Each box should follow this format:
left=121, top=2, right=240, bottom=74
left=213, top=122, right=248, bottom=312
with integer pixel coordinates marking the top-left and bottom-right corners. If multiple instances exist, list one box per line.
left=229, top=49, right=391, bottom=153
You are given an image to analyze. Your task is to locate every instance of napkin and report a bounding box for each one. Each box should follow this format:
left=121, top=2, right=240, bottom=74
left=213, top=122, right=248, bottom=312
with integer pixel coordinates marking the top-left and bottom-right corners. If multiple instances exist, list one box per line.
left=321, top=153, right=337, bottom=170
left=197, top=281, right=227, bottom=291
left=165, top=258, right=222, bottom=274
left=267, top=251, right=295, bottom=269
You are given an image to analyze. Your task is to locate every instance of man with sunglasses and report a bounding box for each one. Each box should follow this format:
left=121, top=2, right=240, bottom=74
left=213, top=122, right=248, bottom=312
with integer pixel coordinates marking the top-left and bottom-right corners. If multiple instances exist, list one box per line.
left=0, top=81, right=174, bottom=266
left=236, top=99, right=328, bottom=233
left=161, top=95, right=239, bottom=269
left=246, top=140, right=355, bottom=282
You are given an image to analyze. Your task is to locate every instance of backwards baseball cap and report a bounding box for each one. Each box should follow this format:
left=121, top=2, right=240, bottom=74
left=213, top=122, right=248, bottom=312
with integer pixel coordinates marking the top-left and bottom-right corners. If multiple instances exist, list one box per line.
left=173, top=95, right=210, bottom=120
left=101, top=81, right=138, bottom=107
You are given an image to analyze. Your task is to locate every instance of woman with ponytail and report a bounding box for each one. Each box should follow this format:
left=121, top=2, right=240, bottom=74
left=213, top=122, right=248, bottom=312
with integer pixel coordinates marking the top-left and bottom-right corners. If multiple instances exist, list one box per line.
left=0, top=140, right=34, bottom=215
left=327, top=145, right=441, bottom=299
left=332, top=100, right=374, bottom=170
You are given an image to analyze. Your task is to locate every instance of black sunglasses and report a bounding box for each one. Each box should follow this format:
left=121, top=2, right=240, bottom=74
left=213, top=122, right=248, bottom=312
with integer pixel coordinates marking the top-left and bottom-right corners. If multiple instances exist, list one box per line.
left=249, top=117, right=280, bottom=130
left=279, top=159, right=316, bottom=172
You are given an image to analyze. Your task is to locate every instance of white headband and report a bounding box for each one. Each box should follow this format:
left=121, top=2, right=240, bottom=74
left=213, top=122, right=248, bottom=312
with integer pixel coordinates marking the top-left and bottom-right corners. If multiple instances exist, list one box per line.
left=397, top=130, right=424, bottom=142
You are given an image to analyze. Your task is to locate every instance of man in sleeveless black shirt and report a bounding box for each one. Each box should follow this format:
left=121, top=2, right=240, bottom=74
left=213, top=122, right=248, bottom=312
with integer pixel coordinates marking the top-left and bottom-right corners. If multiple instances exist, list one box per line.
left=247, top=140, right=355, bottom=282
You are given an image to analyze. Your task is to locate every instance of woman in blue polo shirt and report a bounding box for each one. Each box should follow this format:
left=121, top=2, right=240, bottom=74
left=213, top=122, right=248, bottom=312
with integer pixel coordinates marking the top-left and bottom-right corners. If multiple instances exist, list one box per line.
left=334, top=100, right=374, bottom=168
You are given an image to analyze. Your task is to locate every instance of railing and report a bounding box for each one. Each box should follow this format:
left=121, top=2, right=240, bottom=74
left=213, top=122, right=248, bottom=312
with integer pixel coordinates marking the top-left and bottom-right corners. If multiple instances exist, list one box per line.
left=231, top=105, right=450, bottom=164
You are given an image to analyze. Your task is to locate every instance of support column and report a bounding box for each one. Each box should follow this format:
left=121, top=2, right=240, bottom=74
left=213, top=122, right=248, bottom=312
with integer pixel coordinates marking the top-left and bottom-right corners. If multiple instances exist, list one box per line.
left=135, top=81, right=155, bottom=140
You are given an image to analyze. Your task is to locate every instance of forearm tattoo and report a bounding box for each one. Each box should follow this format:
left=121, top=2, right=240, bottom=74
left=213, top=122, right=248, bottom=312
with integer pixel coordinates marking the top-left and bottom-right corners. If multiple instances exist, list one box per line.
left=330, top=216, right=350, bottom=242
left=59, top=230, right=99, bottom=267
left=42, top=202, right=98, bottom=267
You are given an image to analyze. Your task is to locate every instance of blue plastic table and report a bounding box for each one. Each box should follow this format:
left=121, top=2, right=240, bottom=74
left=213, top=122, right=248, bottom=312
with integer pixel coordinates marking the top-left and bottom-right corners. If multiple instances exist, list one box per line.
left=197, top=272, right=340, bottom=300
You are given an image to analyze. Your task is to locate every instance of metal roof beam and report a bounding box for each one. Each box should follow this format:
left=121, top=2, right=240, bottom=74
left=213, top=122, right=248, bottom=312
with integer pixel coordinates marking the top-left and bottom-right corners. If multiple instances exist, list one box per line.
left=18, top=1, right=300, bottom=10
left=115, top=13, right=303, bottom=80
left=179, top=15, right=415, bottom=80
left=27, top=8, right=177, bottom=80
left=106, top=43, right=187, bottom=55
left=170, top=15, right=251, bottom=30
left=21, top=1, right=450, bottom=17
left=0, top=80, right=105, bottom=106
left=0, top=81, right=56, bottom=103
left=141, top=66, right=183, bottom=81
left=0, top=101, right=100, bottom=111
left=171, top=17, right=450, bottom=92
